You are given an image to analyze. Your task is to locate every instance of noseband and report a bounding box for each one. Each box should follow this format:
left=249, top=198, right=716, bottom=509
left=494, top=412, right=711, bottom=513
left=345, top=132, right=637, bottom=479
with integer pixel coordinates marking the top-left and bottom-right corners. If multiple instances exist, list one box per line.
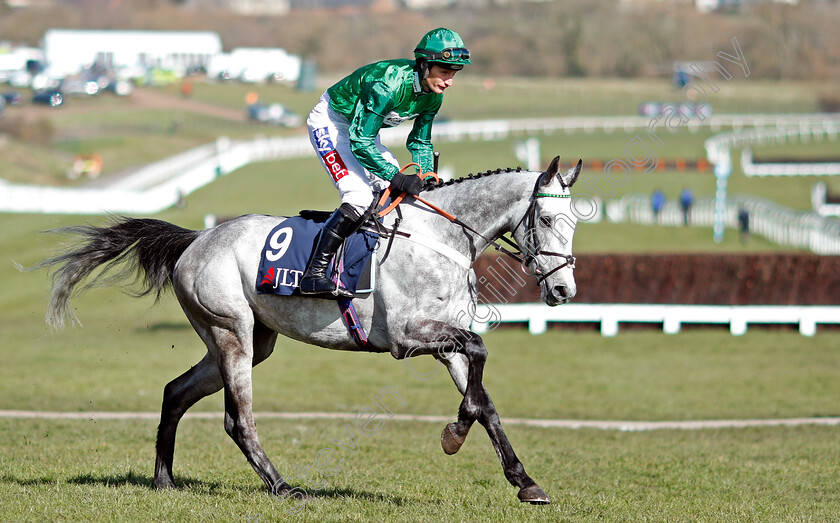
left=510, top=181, right=576, bottom=285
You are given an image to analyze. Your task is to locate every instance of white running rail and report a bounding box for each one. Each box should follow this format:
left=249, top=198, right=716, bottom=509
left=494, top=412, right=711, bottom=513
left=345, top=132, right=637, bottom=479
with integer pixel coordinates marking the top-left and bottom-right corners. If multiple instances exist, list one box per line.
left=472, top=303, right=840, bottom=337
left=3, top=114, right=839, bottom=215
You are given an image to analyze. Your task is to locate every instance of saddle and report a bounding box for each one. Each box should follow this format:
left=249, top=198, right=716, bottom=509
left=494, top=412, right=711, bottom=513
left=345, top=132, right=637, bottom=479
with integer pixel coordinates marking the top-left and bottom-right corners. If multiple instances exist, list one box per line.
left=255, top=164, right=441, bottom=350
left=255, top=215, right=378, bottom=298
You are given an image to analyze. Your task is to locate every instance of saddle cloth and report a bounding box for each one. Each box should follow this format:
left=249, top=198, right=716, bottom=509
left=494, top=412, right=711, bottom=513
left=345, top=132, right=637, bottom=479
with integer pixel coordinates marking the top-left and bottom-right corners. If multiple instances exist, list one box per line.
left=255, top=215, right=378, bottom=297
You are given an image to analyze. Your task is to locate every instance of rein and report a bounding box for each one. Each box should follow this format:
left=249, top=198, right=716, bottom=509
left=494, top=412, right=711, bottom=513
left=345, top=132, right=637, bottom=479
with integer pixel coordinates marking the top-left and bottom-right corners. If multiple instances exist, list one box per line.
left=377, top=165, right=576, bottom=284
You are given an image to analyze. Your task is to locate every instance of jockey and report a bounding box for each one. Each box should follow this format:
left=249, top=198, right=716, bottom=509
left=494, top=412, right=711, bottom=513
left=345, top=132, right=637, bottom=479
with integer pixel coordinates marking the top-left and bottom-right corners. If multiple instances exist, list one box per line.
left=301, top=27, right=470, bottom=298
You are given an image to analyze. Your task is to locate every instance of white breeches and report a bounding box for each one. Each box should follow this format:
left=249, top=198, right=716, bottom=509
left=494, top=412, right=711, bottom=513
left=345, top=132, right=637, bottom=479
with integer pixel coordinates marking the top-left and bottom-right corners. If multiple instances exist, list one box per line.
left=307, top=92, right=399, bottom=214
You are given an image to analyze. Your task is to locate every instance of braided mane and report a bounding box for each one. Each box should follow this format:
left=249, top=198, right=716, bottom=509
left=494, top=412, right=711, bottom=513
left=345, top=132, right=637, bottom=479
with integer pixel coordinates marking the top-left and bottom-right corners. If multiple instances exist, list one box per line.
left=422, top=166, right=527, bottom=192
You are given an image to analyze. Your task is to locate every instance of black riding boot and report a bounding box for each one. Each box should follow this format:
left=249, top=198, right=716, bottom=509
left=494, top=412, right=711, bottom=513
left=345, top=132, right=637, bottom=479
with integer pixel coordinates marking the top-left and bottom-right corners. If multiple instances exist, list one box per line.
left=299, top=204, right=364, bottom=298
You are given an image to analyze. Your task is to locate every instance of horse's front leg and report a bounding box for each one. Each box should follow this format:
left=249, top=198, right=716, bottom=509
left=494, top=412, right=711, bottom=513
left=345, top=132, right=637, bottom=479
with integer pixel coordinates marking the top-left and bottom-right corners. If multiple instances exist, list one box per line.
left=401, top=320, right=550, bottom=504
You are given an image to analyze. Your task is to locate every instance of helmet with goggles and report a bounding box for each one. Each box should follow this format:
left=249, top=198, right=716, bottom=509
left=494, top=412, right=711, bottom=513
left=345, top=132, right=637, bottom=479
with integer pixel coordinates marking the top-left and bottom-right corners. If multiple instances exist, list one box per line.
left=414, top=28, right=471, bottom=70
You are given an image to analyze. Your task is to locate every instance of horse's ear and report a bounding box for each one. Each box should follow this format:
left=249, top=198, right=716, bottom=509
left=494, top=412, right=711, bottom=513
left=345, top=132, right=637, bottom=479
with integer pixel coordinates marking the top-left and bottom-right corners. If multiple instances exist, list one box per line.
left=560, top=159, right=582, bottom=188
left=539, top=156, right=562, bottom=187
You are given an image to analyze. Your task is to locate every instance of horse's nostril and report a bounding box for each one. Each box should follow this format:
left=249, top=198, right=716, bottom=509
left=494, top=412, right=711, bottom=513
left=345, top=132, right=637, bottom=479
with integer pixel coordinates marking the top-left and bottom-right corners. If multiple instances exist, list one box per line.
left=554, top=285, right=570, bottom=299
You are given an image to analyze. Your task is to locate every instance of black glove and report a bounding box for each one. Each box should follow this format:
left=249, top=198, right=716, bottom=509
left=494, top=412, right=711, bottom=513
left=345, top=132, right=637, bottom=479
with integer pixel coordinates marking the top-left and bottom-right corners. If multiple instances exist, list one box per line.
left=389, top=172, right=423, bottom=196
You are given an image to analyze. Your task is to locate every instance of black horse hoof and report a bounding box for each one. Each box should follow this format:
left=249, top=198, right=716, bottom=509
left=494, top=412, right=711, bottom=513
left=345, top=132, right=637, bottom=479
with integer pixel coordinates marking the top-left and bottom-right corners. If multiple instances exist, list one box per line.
left=153, top=478, right=176, bottom=490
left=518, top=484, right=550, bottom=505
left=440, top=422, right=465, bottom=455
left=273, top=482, right=310, bottom=501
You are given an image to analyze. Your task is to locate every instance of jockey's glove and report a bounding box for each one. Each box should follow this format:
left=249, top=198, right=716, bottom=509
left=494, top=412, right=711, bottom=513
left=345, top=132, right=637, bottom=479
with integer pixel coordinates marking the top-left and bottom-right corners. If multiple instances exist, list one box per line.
left=389, top=172, right=423, bottom=196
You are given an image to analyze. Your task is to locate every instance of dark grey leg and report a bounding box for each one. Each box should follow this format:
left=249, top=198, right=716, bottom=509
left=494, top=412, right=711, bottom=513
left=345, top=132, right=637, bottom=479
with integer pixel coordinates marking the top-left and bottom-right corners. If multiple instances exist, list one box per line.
left=154, top=353, right=223, bottom=489
left=400, top=320, right=550, bottom=504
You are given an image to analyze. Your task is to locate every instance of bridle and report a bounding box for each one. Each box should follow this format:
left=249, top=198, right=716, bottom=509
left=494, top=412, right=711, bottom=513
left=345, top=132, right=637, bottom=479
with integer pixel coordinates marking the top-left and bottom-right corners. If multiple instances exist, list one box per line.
left=500, top=178, right=577, bottom=285
left=398, top=177, right=575, bottom=285
left=374, top=168, right=576, bottom=286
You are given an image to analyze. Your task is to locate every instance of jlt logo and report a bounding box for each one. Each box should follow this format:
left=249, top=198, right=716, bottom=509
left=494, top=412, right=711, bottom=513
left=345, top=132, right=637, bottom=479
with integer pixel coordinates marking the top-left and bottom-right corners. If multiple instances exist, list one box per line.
left=262, top=266, right=303, bottom=289
left=263, top=227, right=304, bottom=289
left=313, top=127, right=349, bottom=182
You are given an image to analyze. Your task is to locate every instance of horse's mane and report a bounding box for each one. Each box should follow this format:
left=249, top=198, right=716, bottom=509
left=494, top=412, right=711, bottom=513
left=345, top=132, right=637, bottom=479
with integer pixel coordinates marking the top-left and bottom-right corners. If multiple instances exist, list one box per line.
left=423, top=166, right=526, bottom=192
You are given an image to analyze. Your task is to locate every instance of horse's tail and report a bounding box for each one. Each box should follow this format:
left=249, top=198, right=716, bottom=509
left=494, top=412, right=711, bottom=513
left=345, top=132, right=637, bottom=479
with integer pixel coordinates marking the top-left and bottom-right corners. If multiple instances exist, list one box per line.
left=35, top=216, right=201, bottom=328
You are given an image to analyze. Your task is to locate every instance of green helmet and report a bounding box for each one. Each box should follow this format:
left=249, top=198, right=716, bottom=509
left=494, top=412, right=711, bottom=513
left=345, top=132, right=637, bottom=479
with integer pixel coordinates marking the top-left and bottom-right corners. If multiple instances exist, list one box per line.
left=414, top=28, right=471, bottom=70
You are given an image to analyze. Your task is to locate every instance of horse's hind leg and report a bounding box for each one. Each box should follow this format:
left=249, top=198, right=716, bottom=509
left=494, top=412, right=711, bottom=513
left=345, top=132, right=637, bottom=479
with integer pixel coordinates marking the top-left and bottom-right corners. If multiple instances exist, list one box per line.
left=417, top=321, right=550, bottom=504
left=154, top=352, right=223, bottom=489
left=153, top=320, right=279, bottom=491
left=214, top=320, right=295, bottom=496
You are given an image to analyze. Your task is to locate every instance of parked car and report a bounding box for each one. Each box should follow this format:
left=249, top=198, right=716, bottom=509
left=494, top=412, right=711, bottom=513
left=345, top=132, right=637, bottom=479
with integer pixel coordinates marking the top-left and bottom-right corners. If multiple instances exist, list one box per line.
left=103, top=79, right=133, bottom=96
left=8, top=70, right=32, bottom=88
left=2, top=91, right=23, bottom=106
left=32, top=89, right=64, bottom=107
left=247, top=103, right=302, bottom=128
left=60, top=77, right=99, bottom=97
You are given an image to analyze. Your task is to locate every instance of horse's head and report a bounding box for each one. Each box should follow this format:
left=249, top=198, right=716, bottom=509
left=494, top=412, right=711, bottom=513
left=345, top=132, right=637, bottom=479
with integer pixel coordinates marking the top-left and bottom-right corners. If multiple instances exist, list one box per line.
left=516, top=156, right=582, bottom=306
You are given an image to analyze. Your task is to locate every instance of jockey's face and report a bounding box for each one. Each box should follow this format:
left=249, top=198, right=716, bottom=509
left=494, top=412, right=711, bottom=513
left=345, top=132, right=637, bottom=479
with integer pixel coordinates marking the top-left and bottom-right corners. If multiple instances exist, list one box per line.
left=425, top=64, right=458, bottom=94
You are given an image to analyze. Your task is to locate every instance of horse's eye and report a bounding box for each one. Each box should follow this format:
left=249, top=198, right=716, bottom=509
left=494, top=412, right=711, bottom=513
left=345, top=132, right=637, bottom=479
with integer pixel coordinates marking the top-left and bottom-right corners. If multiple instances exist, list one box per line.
left=539, top=215, right=552, bottom=228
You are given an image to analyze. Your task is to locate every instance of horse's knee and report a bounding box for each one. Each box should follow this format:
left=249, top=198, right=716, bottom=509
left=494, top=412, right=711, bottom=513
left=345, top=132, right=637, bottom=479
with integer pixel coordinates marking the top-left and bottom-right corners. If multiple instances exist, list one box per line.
left=463, top=334, right=487, bottom=365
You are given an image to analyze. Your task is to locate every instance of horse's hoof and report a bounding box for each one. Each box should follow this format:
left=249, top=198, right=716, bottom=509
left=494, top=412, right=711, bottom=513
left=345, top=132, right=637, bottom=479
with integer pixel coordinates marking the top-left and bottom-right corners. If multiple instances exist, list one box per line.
left=518, top=484, right=551, bottom=505
left=153, top=477, right=176, bottom=490
left=440, top=423, right=465, bottom=455
left=273, top=481, right=309, bottom=500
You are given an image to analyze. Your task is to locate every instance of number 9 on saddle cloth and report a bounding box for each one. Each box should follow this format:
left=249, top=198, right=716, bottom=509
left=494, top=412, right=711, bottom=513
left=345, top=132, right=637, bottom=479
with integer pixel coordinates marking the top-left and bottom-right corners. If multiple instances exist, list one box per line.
left=255, top=212, right=379, bottom=298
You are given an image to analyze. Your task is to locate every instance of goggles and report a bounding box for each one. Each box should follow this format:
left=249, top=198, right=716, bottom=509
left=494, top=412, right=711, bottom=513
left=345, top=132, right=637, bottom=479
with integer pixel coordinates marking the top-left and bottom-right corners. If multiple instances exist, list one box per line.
left=415, top=47, right=471, bottom=62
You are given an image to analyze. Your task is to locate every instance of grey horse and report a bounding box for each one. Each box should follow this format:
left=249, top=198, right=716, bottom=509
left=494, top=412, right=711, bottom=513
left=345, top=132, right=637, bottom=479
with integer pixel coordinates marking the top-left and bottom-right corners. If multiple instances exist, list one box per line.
left=39, top=156, right=582, bottom=505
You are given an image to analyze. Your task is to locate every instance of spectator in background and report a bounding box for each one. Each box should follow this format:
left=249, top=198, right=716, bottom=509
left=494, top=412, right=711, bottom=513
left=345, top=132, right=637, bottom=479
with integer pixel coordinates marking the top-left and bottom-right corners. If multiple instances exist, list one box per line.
left=651, top=189, right=666, bottom=223
left=738, top=206, right=750, bottom=244
left=680, top=187, right=694, bottom=225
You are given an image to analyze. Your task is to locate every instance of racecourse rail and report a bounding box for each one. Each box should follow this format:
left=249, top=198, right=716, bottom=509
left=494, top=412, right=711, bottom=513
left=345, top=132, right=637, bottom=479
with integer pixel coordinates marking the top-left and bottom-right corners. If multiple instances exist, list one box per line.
left=472, top=303, right=840, bottom=337
left=2, top=112, right=838, bottom=217
left=4, top=113, right=840, bottom=337
left=1, top=409, right=838, bottom=432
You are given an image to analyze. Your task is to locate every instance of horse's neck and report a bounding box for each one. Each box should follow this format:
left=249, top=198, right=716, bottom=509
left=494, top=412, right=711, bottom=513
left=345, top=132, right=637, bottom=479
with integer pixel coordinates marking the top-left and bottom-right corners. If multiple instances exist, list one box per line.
left=411, top=170, right=538, bottom=251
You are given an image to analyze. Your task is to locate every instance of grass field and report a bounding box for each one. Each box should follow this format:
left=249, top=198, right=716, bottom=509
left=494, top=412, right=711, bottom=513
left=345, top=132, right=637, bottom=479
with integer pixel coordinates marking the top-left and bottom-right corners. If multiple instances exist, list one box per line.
left=2, top=174, right=840, bottom=521
left=1, top=323, right=839, bottom=521
left=2, top=76, right=839, bottom=520
left=2, top=418, right=838, bottom=521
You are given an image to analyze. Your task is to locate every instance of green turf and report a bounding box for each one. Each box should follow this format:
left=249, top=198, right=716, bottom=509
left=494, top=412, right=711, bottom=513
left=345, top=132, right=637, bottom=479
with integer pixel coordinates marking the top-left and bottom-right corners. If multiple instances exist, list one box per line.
left=1, top=418, right=838, bottom=521
left=3, top=311, right=839, bottom=419
left=173, top=79, right=321, bottom=117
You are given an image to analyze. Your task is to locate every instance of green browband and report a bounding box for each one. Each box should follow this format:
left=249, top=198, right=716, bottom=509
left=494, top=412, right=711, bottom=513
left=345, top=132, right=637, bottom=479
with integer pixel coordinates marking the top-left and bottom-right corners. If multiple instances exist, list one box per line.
left=536, top=192, right=571, bottom=198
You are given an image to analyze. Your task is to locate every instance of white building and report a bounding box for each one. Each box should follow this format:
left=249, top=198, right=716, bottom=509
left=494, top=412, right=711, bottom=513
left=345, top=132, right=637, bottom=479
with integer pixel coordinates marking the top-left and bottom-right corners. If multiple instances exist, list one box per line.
left=226, top=0, right=291, bottom=15
left=207, top=47, right=302, bottom=84
left=0, top=45, right=44, bottom=84
left=41, top=29, right=223, bottom=79
left=695, top=0, right=798, bottom=12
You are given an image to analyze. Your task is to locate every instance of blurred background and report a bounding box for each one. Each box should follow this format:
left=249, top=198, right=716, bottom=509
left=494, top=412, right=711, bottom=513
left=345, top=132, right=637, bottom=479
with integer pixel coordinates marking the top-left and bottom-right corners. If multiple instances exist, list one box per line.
left=1, top=0, right=839, bottom=245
